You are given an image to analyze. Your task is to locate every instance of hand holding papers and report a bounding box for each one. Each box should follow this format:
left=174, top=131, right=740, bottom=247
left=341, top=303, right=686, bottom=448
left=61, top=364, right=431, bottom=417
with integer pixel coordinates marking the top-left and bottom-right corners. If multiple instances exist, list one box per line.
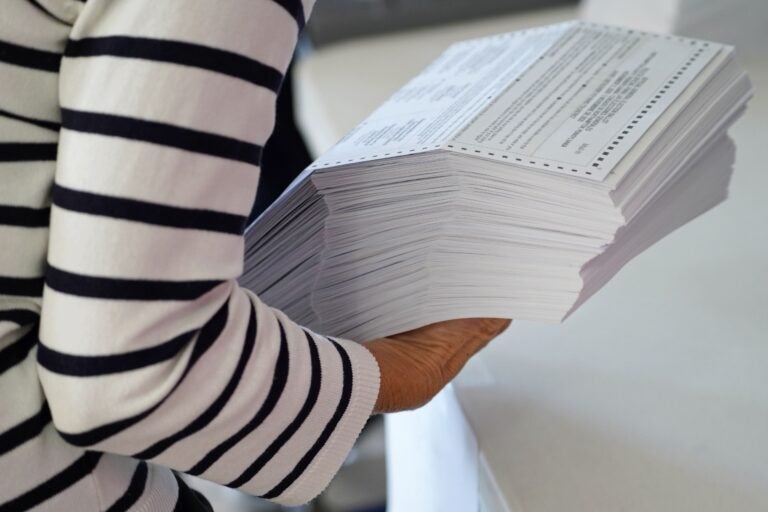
left=241, top=21, right=752, bottom=342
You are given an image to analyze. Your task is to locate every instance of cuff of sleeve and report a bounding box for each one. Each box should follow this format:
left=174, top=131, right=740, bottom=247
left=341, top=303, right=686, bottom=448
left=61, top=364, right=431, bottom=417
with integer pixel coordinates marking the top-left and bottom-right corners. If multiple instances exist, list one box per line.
left=275, top=337, right=380, bottom=506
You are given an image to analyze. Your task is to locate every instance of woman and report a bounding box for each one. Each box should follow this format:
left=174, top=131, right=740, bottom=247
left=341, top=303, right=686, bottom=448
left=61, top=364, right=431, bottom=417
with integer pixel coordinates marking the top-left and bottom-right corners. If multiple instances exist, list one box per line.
left=0, top=0, right=509, bottom=510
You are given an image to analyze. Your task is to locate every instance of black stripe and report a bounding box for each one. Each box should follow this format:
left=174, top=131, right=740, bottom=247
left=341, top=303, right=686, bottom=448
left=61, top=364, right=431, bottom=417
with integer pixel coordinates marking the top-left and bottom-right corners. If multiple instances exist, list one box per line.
left=0, top=276, right=44, bottom=297
left=60, top=108, right=262, bottom=165
left=262, top=337, right=354, bottom=500
left=0, top=402, right=51, bottom=457
left=45, top=263, right=223, bottom=301
left=0, top=451, right=101, bottom=512
left=134, top=301, right=258, bottom=459
left=0, top=309, right=39, bottom=326
left=105, top=461, right=148, bottom=512
left=228, top=328, right=321, bottom=488
left=37, top=328, right=197, bottom=377
left=0, top=325, right=38, bottom=375
left=26, top=0, right=71, bottom=25
left=66, top=36, right=283, bottom=92
left=173, top=473, right=213, bottom=512
left=187, top=318, right=290, bottom=476
left=0, top=142, right=57, bottom=162
left=52, top=184, right=246, bottom=235
left=270, top=0, right=306, bottom=29
left=0, top=39, right=61, bottom=72
left=57, top=300, right=229, bottom=447
left=0, top=205, right=50, bottom=227
left=0, top=108, right=60, bottom=132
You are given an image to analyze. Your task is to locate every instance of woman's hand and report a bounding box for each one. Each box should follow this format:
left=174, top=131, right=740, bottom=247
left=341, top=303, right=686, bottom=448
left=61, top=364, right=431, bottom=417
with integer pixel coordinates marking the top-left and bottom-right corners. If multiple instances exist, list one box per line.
left=364, top=318, right=511, bottom=414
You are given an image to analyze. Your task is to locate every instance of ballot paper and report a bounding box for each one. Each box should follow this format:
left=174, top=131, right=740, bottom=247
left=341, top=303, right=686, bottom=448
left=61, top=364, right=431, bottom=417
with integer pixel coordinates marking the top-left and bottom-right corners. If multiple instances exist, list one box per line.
left=241, top=21, right=752, bottom=341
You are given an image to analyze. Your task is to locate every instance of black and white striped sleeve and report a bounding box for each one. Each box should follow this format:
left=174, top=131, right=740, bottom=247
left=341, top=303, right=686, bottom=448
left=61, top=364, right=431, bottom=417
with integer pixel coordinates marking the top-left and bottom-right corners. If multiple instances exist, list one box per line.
left=36, top=0, right=380, bottom=506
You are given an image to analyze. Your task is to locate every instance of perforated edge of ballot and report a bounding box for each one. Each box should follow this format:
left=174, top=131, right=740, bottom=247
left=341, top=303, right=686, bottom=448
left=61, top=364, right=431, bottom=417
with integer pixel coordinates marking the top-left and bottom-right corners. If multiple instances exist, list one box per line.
left=307, top=21, right=723, bottom=182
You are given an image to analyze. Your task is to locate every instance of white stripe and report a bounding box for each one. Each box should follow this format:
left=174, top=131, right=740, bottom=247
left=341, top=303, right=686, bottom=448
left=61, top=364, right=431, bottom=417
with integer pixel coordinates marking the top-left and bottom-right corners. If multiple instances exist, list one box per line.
left=0, top=349, right=44, bottom=433
left=39, top=284, right=231, bottom=357
left=38, top=346, right=193, bottom=438
left=60, top=57, right=279, bottom=144
left=0, top=226, right=48, bottom=276
left=72, top=0, right=299, bottom=71
left=0, top=161, right=56, bottom=207
left=0, top=63, right=60, bottom=122
left=54, top=131, right=261, bottom=215
left=47, top=207, right=244, bottom=280
left=0, top=2, right=71, bottom=50
left=0, top=115, right=57, bottom=141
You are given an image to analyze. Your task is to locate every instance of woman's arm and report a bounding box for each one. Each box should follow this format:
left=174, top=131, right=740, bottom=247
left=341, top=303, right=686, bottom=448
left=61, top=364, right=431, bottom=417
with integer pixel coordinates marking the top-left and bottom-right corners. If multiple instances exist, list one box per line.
left=37, top=0, right=379, bottom=505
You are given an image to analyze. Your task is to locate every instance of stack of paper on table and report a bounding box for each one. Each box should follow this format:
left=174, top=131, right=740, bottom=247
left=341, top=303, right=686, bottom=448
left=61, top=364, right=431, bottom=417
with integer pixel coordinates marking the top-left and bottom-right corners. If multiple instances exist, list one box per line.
left=240, top=21, right=752, bottom=342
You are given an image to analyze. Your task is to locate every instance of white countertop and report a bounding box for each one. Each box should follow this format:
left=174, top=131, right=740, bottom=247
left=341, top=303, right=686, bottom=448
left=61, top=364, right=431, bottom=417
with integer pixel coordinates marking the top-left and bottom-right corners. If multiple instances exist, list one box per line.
left=294, top=7, right=768, bottom=511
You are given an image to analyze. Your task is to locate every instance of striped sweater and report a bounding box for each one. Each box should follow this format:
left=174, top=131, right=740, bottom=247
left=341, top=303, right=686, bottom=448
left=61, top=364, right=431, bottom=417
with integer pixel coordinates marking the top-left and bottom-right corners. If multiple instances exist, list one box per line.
left=0, top=0, right=380, bottom=510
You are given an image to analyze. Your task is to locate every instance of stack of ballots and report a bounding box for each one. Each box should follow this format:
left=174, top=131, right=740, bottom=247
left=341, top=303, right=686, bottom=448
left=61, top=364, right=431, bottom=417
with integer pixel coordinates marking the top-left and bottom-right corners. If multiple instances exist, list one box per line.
left=240, top=21, right=752, bottom=342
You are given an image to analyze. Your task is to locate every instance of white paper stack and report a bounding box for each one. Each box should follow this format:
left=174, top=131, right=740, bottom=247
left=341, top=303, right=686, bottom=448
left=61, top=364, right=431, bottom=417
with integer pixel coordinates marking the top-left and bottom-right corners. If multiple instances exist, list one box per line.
left=241, top=21, right=752, bottom=341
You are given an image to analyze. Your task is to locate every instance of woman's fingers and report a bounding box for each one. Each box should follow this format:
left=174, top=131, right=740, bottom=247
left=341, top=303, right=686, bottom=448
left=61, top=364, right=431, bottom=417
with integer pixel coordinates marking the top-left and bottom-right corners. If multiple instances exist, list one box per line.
left=363, top=338, right=431, bottom=413
left=365, top=318, right=511, bottom=413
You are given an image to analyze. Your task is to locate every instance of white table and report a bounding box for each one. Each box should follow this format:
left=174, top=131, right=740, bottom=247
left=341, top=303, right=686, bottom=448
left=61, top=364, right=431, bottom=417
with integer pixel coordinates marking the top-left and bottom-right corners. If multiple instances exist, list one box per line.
left=294, top=7, right=768, bottom=511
